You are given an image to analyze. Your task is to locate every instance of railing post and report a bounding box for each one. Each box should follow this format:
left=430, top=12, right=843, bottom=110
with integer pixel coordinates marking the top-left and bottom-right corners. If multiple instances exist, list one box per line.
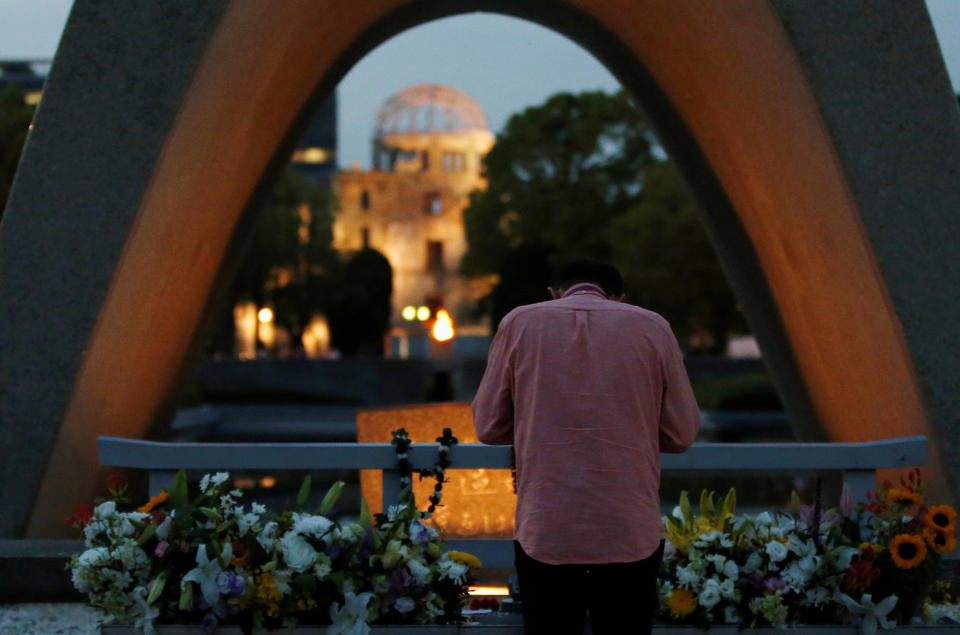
left=382, top=469, right=403, bottom=513
left=149, top=470, right=178, bottom=497
left=844, top=469, right=877, bottom=504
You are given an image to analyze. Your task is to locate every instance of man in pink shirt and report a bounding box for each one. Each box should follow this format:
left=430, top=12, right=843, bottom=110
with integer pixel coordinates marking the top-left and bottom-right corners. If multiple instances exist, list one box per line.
left=472, top=259, right=700, bottom=634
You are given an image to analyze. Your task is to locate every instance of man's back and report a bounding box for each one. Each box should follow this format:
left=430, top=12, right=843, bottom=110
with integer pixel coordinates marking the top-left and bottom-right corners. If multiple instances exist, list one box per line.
left=472, top=283, right=700, bottom=565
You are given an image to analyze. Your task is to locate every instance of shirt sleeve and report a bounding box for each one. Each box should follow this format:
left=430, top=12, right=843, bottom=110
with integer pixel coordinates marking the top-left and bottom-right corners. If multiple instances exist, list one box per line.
left=472, top=323, right=514, bottom=445
left=658, top=334, right=701, bottom=453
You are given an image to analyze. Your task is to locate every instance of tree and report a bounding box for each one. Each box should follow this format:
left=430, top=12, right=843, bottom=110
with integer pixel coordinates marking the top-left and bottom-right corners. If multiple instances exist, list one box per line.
left=325, top=248, right=393, bottom=356
left=462, top=90, right=655, bottom=277
left=607, top=162, right=743, bottom=352
left=204, top=168, right=339, bottom=356
left=463, top=90, right=742, bottom=351
left=0, top=86, right=36, bottom=222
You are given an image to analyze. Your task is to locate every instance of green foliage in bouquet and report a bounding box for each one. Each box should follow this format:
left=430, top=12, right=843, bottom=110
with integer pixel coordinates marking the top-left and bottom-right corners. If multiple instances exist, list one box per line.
left=658, top=471, right=959, bottom=633
left=68, top=470, right=479, bottom=635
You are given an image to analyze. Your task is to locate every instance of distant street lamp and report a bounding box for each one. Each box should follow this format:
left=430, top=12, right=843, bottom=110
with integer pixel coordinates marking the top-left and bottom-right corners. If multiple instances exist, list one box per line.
left=401, top=305, right=417, bottom=321
left=258, top=307, right=274, bottom=324
left=416, top=306, right=431, bottom=321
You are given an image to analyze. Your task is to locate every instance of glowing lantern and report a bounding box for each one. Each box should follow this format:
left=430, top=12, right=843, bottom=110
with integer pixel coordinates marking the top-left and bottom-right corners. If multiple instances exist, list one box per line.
left=433, top=309, right=454, bottom=342
left=416, top=306, right=431, bottom=321
left=401, top=305, right=417, bottom=321
left=257, top=307, right=274, bottom=324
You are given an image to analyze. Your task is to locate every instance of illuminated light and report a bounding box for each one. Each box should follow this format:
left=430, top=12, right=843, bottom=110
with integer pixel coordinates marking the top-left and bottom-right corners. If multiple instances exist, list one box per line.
left=24, top=91, right=42, bottom=105
left=432, top=309, right=454, bottom=342
left=468, top=586, right=510, bottom=596
left=258, top=308, right=274, bottom=324
left=401, top=305, right=417, bottom=321
left=233, top=478, right=257, bottom=490
left=259, top=476, right=277, bottom=489
left=416, top=306, right=431, bottom=321
left=292, top=147, right=330, bottom=163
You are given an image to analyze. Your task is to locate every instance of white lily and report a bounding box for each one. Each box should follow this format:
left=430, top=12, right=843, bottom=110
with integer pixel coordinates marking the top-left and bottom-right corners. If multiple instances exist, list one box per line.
left=181, top=543, right=232, bottom=607
left=131, top=585, right=160, bottom=635
left=840, top=592, right=898, bottom=635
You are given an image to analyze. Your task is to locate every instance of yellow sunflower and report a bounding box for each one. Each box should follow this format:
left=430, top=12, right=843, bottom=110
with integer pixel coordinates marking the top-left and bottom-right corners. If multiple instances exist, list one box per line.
left=926, top=505, right=957, bottom=531
left=923, top=526, right=957, bottom=554
left=448, top=550, right=483, bottom=569
left=890, top=533, right=927, bottom=568
left=886, top=488, right=923, bottom=506
left=667, top=588, right=697, bottom=619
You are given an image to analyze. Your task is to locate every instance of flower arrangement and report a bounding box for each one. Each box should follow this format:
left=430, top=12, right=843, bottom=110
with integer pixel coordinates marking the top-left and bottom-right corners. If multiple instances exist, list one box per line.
left=68, top=470, right=478, bottom=634
left=659, top=469, right=960, bottom=633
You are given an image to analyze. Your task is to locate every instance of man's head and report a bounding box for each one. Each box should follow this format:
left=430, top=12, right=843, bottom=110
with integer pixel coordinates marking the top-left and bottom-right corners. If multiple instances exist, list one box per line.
left=550, top=259, right=624, bottom=300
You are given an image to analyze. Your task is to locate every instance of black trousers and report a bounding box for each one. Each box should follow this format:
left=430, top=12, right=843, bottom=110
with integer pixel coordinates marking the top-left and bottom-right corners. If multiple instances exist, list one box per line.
left=513, top=540, right=664, bottom=635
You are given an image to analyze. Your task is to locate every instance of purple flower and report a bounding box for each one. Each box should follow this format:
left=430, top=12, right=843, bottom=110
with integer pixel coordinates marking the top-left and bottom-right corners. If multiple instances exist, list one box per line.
left=394, top=596, right=416, bottom=613
left=216, top=570, right=246, bottom=597
left=764, top=577, right=786, bottom=592
left=362, top=525, right=376, bottom=550
left=389, top=567, right=415, bottom=591
left=409, top=520, right=436, bottom=543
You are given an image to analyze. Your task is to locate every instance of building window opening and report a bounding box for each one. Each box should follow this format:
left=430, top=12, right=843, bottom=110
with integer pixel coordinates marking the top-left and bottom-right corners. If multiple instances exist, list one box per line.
left=442, top=152, right=466, bottom=172
left=362, top=227, right=370, bottom=248
left=426, top=241, right=444, bottom=272
left=424, top=192, right=442, bottom=216
left=421, top=151, right=430, bottom=172
left=361, top=190, right=370, bottom=210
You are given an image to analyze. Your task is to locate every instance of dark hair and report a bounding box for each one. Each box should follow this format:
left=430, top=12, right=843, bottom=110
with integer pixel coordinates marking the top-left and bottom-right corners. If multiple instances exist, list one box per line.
left=554, top=259, right=623, bottom=297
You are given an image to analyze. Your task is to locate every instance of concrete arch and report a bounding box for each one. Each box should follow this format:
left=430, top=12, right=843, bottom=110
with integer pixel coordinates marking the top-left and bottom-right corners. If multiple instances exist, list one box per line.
left=1, top=0, right=957, bottom=537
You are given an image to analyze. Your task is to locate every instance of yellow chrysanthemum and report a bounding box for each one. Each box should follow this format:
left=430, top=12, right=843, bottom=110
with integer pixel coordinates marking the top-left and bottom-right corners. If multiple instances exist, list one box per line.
left=923, top=526, right=957, bottom=554
left=448, top=551, right=482, bottom=569
left=890, top=533, right=927, bottom=569
left=927, top=505, right=957, bottom=531
left=137, top=491, right=168, bottom=513
left=886, top=488, right=923, bottom=506
left=668, top=589, right=697, bottom=619
left=254, top=570, right=283, bottom=617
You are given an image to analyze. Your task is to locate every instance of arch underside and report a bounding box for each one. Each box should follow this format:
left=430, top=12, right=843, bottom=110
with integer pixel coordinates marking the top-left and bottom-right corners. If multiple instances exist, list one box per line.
left=0, top=0, right=952, bottom=537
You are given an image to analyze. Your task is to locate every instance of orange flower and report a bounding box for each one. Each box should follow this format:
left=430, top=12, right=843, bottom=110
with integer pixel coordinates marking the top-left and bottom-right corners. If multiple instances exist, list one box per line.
left=138, top=491, right=169, bottom=513
left=926, top=505, right=957, bottom=531
left=890, top=533, right=927, bottom=569
left=923, top=526, right=957, bottom=554
left=231, top=541, right=249, bottom=566
left=886, top=488, right=922, bottom=506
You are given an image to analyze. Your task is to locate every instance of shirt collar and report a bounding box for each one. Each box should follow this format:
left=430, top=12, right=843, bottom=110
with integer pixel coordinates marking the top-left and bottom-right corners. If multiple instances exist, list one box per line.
left=562, top=282, right=607, bottom=299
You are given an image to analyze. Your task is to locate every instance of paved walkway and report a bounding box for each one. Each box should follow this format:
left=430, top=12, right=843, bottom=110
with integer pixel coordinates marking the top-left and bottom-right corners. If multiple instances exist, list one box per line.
left=0, top=603, right=98, bottom=634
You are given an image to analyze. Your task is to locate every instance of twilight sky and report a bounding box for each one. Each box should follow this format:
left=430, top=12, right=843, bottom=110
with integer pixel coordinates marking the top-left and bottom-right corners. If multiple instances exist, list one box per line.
left=1, top=2, right=959, bottom=169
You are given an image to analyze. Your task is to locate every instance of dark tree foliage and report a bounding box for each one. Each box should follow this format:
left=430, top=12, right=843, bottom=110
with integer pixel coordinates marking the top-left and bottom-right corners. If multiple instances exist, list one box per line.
left=463, top=90, right=743, bottom=352
left=325, top=248, right=393, bottom=356
left=0, top=86, right=36, bottom=222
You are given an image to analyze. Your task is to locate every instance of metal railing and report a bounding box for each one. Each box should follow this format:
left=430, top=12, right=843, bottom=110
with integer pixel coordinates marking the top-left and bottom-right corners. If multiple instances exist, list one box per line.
left=98, top=436, right=927, bottom=569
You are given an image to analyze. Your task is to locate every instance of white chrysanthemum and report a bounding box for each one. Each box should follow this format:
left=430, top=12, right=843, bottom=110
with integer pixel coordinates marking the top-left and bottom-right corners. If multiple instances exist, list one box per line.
left=280, top=532, right=319, bottom=572
left=718, top=577, right=736, bottom=600
left=722, top=559, right=739, bottom=580
left=676, top=564, right=700, bottom=589
left=252, top=502, right=267, bottom=515
left=113, top=541, right=149, bottom=573
left=199, top=474, right=211, bottom=493
left=211, top=472, right=229, bottom=486
left=804, top=586, right=829, bottom=608
left=438, top=556, right=468, bottom=584
left=78, top=546, right=111, bottom=568
left=293, top=512, right=334, bottom=539
left=699, top=578, right=722, bottom=609
left=724, top=606, right=741, bottom=624
left=407, top=559, right=433, bottom=585
left=754, top=511, right=774, bottom=526
left=765, top=540, right=788, bottom=563
left=663, top=540, right=678, bottom=561
left=743, top=551, right=763, bottom=574
left=258, top=521, right=280, bottom=552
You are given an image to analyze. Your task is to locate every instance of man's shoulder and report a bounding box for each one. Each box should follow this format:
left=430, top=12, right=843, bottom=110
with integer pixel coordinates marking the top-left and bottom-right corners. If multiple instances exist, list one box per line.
left=499, top=299, right=674, bottom=334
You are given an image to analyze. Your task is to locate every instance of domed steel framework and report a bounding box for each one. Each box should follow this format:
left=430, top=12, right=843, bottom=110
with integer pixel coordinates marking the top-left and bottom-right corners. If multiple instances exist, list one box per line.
left=374, top=84, right=489, bottom=137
